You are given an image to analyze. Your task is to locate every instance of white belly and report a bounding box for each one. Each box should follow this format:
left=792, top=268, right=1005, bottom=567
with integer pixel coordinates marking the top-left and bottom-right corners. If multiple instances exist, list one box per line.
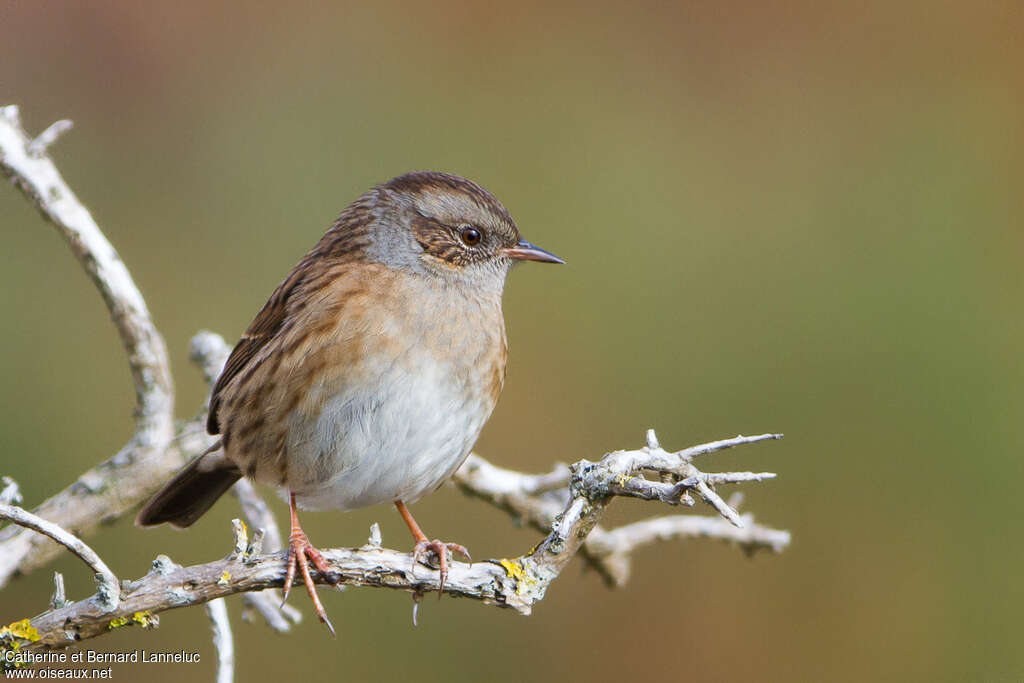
left=281, top=355, right=493, bottom=511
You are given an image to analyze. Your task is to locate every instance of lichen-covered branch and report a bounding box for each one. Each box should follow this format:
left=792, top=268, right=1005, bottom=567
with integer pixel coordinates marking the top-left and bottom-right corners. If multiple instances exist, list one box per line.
left=5, top=430, right=786, bottom=654
left=13, top=542, right=518, bottom=651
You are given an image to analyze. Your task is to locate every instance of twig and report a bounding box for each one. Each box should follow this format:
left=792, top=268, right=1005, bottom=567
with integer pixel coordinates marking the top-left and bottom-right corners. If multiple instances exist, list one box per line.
left=0, top=477, right=21, bottom=506
left=239, top=591, right=302, bottom=632
left=190, top=330, right=232, bottom=388
left=50, top=573, right=68, bottom=610
left=678, top=433, right=784, bottom=458
left=230, top=480, right=301, bottom=631
left=587, top=514, right=791, bottom=557
left=228, top=520, right=248, bottom=560
left=205, top=599, right=234, bottom=683
left=27, top=119, right=73, bottom=157
left=367, top=523, right=383, bottom=548
left=231, top=480, right=283, bottom=555
left=0, top=504, right=119, bottom=612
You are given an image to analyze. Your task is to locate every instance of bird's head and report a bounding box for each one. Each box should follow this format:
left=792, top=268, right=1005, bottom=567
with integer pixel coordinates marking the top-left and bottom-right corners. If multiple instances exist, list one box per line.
left=367, top=171, right=563, bottom=287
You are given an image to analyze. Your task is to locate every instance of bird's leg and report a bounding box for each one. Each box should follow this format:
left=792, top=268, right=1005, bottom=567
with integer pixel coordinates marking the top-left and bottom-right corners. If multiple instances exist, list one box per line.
left=282, top=492, right=340, bottom=636
left=394, top=500, right=471, bottom=597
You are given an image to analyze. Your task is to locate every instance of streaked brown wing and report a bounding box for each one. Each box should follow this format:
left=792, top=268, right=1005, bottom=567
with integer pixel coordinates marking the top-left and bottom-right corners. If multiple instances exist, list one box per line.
left=207, top=271, right=302, bottom=435
left=206, top=193, right=376, bottom=435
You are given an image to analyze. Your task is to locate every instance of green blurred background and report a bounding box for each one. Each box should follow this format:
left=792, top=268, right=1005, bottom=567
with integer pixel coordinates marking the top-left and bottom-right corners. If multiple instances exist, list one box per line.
left=2, top=1, right=1022, bottom=681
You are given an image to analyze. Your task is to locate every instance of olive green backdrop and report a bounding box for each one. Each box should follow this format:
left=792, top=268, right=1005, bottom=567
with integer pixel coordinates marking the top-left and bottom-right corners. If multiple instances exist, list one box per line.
left=2, top=1, right=1021, bottom=681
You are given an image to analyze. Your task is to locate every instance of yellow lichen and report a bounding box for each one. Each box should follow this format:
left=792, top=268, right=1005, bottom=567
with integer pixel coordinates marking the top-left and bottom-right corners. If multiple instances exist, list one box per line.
left=0, top=619, right=40, bottom=643
left=107, top=611, right=156, bottom=630
left=499, top=558, right=525, bottom=580
left=498, top=559, right=537, bottom=596
left=132, top=611, right=156, bottom=628
left=218, top=571, right=231, bottom=585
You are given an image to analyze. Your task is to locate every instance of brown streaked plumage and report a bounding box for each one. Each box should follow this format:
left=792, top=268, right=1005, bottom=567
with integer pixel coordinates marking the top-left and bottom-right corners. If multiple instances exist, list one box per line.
left=137, top=171, right=563, bottom=634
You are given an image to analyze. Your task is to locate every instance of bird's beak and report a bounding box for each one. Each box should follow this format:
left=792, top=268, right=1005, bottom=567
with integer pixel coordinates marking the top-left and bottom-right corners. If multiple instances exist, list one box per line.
left=502, top=239, right=565, bottom=264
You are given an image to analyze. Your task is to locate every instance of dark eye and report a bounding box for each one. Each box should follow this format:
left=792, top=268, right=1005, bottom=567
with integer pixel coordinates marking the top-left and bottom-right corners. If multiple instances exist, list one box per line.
left=460, top=226, right=482, bottom=246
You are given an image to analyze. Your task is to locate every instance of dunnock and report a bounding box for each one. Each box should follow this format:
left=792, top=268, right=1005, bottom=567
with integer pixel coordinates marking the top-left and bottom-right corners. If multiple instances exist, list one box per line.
left=138, top=171, right=563, bottom=633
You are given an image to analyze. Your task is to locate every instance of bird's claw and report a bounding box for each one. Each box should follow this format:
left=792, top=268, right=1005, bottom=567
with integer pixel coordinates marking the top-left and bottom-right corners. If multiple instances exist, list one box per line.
left=282, top=529, right=340, bottom=636
left=411, top=539, right=471, bottom=597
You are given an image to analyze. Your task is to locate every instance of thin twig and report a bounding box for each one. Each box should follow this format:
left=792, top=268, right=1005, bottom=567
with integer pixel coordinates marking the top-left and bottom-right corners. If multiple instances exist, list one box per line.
left=230, top=480, right=301, bottom=631
left=678, top=433, right=784, bottom=458
left=587, top=514, right=791, bottom=557
left=205, top=599, right=234, bottom=683
left=0, top=477, right=21, bottom=506
left=0, top=504, right=119, bottom=611
left=231, top=480, right=283, bottom=555
left=50, top=573, right=68, bottom=610
left=27, top=119, right=73, bottom=157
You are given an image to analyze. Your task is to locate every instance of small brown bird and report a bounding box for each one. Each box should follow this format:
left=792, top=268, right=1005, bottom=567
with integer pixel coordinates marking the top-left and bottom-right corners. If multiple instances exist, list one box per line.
left=138, top=171, right=563, bottom=633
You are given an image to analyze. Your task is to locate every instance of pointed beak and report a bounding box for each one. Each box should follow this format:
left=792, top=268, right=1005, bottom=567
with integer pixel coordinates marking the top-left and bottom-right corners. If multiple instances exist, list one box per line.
left=501, top=239, right=565, bottom=264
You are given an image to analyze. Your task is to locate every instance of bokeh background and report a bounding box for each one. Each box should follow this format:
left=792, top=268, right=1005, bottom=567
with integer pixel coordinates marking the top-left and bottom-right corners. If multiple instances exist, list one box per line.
left=2, top=1, right=1022, bottom=681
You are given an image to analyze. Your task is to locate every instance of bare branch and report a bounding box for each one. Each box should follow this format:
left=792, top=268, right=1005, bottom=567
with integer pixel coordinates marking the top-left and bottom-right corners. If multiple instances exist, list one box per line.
left=190, top=330, right=232, bottom=388
left=678, top=433, right=784, bottom=458
left=205, top=599, right=234, bottom=683
left=454, top=456, right=569, bottom=533
left=0, top=330, right=228, bottom=587
left=229, top=480, right=301, bottom=632
left=239, top=590, right=302, bottom=633
left=231, top=480, right=283, bottom=556
left=367, top=523, right=382, bottom=548
left=228, top=520, right=248, bottom=560
left=0, top=504, right=119, bottom=611
left=0, top=477, right=21, bottom=506
left=587, top=514, right=791, bottom=558
left=27, top=119, right=73, bottom=157
left=0, top=105, right=176, bottom=584
left=50, top=573, right=68, bottom=610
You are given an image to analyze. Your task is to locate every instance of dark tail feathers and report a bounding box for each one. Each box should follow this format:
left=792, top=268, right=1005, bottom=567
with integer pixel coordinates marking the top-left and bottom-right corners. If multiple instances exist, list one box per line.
left=136, top=448, right=241, bottom=528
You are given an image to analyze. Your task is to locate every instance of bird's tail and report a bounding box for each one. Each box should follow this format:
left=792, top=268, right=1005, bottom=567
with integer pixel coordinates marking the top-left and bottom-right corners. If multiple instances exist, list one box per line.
left=136, top=444, right=241, bottom=528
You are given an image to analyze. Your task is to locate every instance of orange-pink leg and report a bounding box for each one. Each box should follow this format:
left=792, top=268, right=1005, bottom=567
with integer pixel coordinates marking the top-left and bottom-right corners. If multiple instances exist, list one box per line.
left=395, top=500, right=471, bottom=597
left=282, top=492, right=340, bottom=635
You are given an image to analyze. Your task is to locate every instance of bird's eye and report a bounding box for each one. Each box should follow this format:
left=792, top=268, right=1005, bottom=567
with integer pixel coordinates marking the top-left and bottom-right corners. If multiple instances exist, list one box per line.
left=460, top=226, right=482, bottom=246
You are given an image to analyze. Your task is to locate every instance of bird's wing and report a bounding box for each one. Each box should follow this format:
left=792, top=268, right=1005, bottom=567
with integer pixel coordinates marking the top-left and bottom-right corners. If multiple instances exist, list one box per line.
left=207, top=269, right=304, bottom=435
left=207, top=202, right=376, bottom=435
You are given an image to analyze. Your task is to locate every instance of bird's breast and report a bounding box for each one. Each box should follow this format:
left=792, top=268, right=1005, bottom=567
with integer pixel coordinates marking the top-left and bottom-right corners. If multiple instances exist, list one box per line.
left=280, top=274, right=508, bottom=511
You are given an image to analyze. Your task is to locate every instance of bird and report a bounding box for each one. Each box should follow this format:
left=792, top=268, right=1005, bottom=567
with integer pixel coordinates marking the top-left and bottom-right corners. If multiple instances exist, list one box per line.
left=137, top=170, right=564, bottom=634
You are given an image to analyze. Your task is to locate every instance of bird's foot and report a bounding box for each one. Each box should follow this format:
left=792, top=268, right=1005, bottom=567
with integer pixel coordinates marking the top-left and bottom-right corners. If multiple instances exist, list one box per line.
left=283, top=496, right=340, bottom=636
left=411, top=539, right=472, bottom=596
